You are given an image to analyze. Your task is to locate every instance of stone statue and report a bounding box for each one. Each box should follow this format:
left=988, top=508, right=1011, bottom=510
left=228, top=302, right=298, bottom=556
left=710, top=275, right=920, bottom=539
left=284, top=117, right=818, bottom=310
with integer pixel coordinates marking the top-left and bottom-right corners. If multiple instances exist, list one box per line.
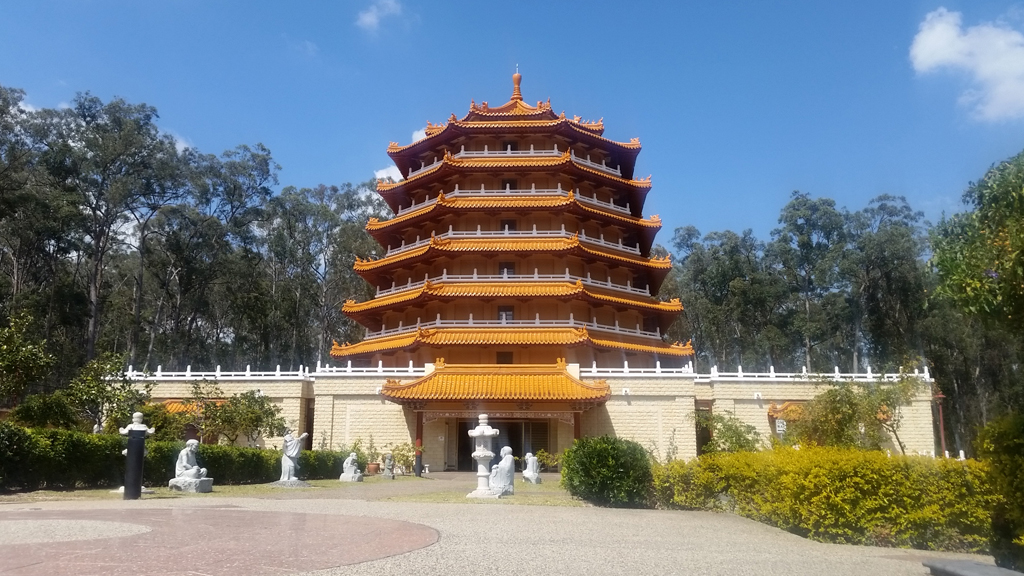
left=118, top=411, right=155, bottom=436
left=467, top=414, right=501, bottom=498
left=279, top=429, right=309, bottom=482
left=490, top=445, right=515, bottom=496
left=382, top=453, right=395, bottom=479
left=523, top=452, right=541, bottom=484
left=169, top=439, right=214, bottom=493
left=339, top=452, right=363, bottom=482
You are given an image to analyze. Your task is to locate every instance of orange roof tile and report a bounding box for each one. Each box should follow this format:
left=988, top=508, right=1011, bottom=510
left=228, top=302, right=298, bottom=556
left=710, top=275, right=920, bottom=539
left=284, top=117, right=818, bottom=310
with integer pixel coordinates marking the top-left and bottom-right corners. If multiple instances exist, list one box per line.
left=342, top=280, right=682, bottom=316
left=329, top=326, right=693, bottom=358
left=365, top=191, right=661, bottom=233
left=353, top=235, right=671, bottom=273
left=376, top=151, right=652, bottom=194
left=380, top=361, right=610, bottom=404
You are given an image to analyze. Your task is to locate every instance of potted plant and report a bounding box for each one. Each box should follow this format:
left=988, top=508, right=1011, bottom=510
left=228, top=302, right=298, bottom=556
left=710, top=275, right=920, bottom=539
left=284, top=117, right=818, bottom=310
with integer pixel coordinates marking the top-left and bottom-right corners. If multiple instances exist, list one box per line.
left=365, top=435, right=382, bottom=475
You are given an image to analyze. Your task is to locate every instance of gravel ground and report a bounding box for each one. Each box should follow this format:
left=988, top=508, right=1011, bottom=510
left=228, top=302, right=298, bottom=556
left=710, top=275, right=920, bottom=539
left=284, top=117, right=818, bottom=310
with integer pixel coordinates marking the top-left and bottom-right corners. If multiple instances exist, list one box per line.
left=0, top=473, right=996, bottom=576
left=0, top=519, right=151, bottom=544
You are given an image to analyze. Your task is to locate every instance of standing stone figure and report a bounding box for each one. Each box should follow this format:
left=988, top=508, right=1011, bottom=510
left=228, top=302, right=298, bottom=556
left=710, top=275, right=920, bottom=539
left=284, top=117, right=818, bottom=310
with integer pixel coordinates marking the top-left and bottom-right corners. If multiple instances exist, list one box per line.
left=118, top=412, right=154, bottom=500
left=169, top=439, right=214, bottom=493
left=490, top=446, right=515, bottom=496
left=339, top=452, right=363, bottom=482
left=523, top=452, right=541, bottom=484
left=382, top=453, right=395, bottom=480
left=279, top=429, right=309, bottom=482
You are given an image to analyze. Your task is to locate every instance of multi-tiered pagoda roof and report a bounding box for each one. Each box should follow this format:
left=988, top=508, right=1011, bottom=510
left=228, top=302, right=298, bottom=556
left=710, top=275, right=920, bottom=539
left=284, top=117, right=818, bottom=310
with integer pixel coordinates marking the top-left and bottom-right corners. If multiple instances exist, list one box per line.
left=331, top=73, right=692, bottom=372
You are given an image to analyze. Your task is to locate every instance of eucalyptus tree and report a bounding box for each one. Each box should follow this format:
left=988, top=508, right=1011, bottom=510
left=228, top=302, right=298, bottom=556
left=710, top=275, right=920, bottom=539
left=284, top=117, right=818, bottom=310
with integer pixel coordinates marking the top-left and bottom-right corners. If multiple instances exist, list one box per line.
left=30, top=93, right=179, bottom=359
left=767, top=191, right=849, bottom=371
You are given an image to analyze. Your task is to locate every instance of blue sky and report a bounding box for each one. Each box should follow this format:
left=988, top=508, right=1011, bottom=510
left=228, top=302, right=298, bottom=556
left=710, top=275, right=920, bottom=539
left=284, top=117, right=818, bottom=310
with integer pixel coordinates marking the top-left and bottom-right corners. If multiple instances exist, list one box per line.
left=3, top=1, right=1024, bottom=246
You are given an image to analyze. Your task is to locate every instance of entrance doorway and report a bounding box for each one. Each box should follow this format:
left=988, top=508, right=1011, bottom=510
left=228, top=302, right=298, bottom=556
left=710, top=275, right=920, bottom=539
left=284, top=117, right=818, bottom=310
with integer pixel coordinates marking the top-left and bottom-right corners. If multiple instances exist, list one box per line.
left=456, top=419, right=549, bottom=471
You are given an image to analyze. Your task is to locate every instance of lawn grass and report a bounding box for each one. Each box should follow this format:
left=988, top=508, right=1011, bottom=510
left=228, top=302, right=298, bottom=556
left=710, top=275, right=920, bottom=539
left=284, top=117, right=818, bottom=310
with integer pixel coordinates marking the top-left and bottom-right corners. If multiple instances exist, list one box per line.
left=384, top=479, right=584, bottom=507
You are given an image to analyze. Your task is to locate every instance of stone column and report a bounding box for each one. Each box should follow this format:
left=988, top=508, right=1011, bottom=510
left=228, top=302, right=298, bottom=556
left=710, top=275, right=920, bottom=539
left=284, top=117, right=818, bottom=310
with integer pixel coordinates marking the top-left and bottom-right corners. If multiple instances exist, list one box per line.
left=466, top=414, right=500, bottom=499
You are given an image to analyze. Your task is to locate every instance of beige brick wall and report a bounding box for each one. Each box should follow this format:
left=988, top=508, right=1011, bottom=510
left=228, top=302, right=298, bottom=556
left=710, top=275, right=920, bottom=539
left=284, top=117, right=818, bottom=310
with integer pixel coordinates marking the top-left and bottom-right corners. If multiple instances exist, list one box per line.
left=135, top=371, right=937, bottom=462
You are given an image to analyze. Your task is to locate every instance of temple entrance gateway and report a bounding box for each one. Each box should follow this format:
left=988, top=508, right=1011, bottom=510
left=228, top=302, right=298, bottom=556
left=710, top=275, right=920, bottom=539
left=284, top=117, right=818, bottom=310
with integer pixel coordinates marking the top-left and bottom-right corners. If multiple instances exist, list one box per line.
left=455, top=419, right=549, bottom=471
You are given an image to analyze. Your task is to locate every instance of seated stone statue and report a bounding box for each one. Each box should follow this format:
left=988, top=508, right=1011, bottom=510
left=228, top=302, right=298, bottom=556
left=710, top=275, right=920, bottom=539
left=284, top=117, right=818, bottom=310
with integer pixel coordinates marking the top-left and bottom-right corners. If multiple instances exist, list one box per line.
left=490, top=445, right=515, bottom=496
left=523, top=452, right=541, bottom=484
left=339, top=452, right=363, bottom=482
left=176, top=439, right=207, bottom=479
left=169, top=439, right=214, bottom=493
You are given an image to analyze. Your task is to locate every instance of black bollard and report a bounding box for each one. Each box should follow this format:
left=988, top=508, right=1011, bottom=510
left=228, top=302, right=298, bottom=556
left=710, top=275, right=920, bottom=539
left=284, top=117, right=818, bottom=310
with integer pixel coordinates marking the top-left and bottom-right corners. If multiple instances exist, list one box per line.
left=414, top=452, right=422, bottom=477
left=123, top=429, right=147, bottom=500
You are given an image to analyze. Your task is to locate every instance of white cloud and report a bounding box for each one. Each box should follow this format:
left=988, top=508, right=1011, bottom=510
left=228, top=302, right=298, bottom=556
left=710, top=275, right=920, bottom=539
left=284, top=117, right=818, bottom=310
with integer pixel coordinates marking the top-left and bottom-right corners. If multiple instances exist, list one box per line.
left=411, top=128, right=426, bottom=142
left=17, top=101, right=38, bottom=112
left=911, top=7, right=1024, bottom=121
left=356, top=0, right=401, bottom=31
left=165, top=131, right=192, bottom=153
left=57, top=102, right=70, bottom=110
left=301, top=40, right=319, bottom=56
left=374, top=165, right=403, bottom=182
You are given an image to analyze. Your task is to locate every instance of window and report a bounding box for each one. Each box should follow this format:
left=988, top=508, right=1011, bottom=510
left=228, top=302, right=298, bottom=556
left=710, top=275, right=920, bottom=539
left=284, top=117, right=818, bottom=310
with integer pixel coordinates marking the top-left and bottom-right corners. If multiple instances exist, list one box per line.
left=498, top=262, right=516, bottom=276
left=496, top=351, right=514, bottom=364
left=500, top=219, right=517, bottom=232
left=498, top=306, right=514, bottom=322
left=501, top=178, right=518, bottom=191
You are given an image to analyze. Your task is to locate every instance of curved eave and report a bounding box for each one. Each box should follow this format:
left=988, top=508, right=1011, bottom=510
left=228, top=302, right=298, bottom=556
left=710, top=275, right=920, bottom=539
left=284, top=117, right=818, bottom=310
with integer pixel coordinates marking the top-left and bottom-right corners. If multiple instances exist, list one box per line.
left=365, top=193, right=662, bottom=253
left=376, top=153, right=653, bottom=214
left=329, top=326, right=692, bottom=359
left=352, top=237, right=672, bottom=290
left=386, top=119, right=640, bottom=178
left=342, top=280, right=683, bottom=330
left=379, top=363, right=610, bottom=405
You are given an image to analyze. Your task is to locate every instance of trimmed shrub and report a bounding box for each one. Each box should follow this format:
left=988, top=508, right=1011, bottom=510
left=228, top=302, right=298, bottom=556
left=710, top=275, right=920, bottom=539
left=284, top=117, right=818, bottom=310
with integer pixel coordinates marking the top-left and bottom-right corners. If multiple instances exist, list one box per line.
left=977, top=413, right=1024, bottom=570
left=0, top=423, right=359, bottom=490
left=653, top=447, right=999, bottom=553
left=560, top=435, right=652, bottom=507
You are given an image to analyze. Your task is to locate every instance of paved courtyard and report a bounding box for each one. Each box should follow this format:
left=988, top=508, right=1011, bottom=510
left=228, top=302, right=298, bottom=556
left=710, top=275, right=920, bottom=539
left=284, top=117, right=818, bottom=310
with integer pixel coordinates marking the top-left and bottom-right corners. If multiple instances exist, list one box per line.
left=0, top=473, right=994, bottom=576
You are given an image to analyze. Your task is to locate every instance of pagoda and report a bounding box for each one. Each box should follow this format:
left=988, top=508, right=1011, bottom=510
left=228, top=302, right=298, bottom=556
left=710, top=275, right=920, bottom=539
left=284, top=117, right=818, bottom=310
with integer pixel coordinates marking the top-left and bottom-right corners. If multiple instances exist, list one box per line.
left=330, top=74, right=691, bottom=461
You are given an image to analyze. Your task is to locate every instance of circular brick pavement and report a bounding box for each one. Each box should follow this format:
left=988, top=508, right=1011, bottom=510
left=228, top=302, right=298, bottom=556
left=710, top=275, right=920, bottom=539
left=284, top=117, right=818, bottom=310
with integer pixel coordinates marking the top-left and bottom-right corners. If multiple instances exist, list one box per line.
left=0, top=507, right=438, bottom=576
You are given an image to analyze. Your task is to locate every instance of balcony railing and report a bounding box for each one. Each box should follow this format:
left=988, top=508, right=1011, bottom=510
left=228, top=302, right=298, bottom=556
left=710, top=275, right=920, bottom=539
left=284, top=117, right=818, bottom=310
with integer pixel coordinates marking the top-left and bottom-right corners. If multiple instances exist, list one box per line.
left=453, top=144, right=562, bottom=158
left=394, top=183, right=631, bottom=216
left=375, top=268, right=652, bottom=298
left=125, top=365, right=312, bottom=381
left=363, top=314, right=662, bottom=340
left=384, top=225, right=640, bottom=257
left=570, top=149, right=621, bottom=177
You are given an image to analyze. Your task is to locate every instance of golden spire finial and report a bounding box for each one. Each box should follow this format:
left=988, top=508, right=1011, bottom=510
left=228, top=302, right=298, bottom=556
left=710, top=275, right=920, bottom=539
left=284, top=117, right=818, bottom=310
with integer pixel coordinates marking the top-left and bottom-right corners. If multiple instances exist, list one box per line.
left=511, top=66, right=522, bottom=101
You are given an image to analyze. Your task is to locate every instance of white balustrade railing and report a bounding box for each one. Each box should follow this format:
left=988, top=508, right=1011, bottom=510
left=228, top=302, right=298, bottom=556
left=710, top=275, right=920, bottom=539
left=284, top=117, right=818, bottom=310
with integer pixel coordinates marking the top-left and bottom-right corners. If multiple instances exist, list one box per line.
left=454, top=143, right=561, bottom=158
left=124, top=364, right=312, bottom=381
left=374, top=268, right=651, bottom=298
left=394, top=183, right=631, bottom=216
left=384, top=224, right=640, bottom=257
left=363, top=314, right=662, bottom=340
left=581, top=360, right=695, bottom=377
left=570, top=149, right=621, bottom=177
left=313, top=359, right=427, bottom=376
left=690, top=364, right=932, bottom=383
left=408, top=156, right=443, bottom=178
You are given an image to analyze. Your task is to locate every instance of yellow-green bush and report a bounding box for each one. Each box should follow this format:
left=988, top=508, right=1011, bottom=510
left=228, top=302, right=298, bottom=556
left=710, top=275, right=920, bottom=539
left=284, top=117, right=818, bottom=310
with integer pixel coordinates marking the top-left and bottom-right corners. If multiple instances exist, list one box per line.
left=653, top=447, right=999, bottom=553
left=977, top=413, right=1024, bottom=570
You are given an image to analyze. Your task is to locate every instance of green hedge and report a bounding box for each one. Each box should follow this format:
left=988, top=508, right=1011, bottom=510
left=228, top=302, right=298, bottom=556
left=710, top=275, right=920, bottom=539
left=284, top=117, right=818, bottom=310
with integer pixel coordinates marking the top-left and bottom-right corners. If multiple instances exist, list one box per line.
left=977, top=413, right=1024, bottom=570
left=653, top=447, right=999, bottom=553
left=0, top=422, right=351, bottom=490
left=560, top=435, right=652, bottom=507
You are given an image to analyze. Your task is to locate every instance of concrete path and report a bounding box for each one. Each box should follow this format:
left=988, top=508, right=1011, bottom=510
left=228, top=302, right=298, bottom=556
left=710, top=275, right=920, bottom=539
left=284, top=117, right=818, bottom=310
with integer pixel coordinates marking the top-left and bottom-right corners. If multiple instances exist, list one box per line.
left=0, top=472, right=995, bottom=576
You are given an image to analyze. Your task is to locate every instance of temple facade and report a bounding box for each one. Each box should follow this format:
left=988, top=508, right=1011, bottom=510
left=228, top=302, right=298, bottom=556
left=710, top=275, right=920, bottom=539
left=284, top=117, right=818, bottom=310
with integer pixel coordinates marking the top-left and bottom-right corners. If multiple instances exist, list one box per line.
left=135, top=76, right=939, bottom=469
left=327, top=73, right=693, bottom=468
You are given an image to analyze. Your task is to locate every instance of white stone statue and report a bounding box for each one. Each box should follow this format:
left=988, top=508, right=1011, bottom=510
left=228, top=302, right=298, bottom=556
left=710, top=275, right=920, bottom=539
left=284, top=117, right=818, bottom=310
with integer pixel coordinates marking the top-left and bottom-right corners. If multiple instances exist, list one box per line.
left=279, top=429, right=309, bottom=482
left=168, top=439, right=214, bottom=493
left=118, top=411, right=155, bottom=436
left=467, top=414, right=501, bottom=498
left=339, top=452, right=363, bottom=482
left=523, top=452, right=541, bottom=484
left=490, top=446, right=515, bottom=496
